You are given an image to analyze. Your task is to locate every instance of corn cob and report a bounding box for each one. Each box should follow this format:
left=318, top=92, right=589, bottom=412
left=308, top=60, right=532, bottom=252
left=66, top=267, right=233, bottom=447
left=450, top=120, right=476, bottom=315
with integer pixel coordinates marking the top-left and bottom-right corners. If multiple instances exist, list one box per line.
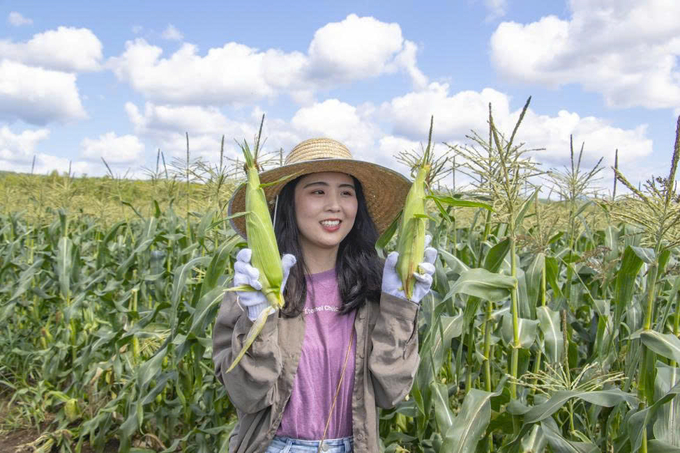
left=395, top=118, right=434, bottom=300
left=65, top=398, right=79, bottom=422
left=226, top=118, right=295, bottom=372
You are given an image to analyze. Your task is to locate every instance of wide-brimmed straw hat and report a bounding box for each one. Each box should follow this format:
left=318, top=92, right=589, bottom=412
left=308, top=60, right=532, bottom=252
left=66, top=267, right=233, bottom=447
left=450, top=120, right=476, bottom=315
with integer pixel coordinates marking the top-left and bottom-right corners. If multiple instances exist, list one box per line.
left=228, top=138, right=411, bottom=239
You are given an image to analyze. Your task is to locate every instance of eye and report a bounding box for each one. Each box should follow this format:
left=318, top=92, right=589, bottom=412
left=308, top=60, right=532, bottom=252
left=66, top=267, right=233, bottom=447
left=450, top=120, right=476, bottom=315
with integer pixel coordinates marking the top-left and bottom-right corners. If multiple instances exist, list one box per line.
left=311, top=189, right=325, bottom=195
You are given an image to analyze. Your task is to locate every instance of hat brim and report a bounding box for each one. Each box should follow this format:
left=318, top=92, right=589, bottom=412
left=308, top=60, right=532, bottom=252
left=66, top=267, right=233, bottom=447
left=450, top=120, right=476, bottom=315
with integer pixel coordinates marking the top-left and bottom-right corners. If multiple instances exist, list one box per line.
left=227, top=159, right=411, bottom=240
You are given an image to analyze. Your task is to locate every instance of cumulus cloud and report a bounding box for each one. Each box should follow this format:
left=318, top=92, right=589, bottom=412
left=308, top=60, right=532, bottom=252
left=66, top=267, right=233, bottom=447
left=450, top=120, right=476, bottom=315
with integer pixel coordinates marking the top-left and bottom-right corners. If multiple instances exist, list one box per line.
left=490, top=0, right=680, bottom=109
left=0, top=26, right=103, bottom=72
left=161, top=24, right=183, bottom=41
left=376, top=135, right=422, bottom=172
left=124, top=102, right=301, bottom=164
left=0, top=60, right=87, bottom=125
left=127, top=102, right=234, bottom=136
left=307, top=14, right=425, bottom=88
left=382, top=83, right=509, bottom=139
left=8, top=12, right=33, bottom=27
left=0, top=126, right=50, bottom=163
left=290, top=99, right=380, bottom=152
left=289, top=99, right=424, bottom=173
left=109, top=40, right=307, bottom=105
left=380, top=83, right=653, bottom=171
left=80, top=132, right=145, bottom=164
left=0, top=154, right=94, bottom=175
left=0, top=126, right=96, bottom=175
left=514, top=109, right=653, bottom=168
left=108, top=14, right=427, bottom=106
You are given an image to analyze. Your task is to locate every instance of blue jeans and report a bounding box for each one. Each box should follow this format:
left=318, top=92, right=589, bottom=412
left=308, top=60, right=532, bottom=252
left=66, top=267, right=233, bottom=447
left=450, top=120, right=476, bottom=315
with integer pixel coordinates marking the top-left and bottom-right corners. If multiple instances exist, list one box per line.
left=265, top=435, right=353, bottom=452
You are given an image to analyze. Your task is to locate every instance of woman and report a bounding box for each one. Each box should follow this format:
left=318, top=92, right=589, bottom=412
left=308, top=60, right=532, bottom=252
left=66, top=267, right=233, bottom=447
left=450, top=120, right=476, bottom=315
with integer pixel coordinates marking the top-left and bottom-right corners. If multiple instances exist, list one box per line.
left=212, top=138, right=437, bottom=453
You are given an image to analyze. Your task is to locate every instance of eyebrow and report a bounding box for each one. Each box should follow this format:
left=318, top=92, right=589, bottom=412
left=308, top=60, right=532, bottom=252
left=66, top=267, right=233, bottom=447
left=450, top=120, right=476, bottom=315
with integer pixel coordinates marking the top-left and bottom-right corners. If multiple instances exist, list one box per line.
left=302, top=181, right=355, bottom=190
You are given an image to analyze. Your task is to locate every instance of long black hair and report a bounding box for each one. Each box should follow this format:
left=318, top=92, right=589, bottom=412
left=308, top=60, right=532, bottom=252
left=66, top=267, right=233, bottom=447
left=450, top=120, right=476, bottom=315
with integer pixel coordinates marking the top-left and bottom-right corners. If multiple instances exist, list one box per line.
left=273, top=174, right=383, bottom=317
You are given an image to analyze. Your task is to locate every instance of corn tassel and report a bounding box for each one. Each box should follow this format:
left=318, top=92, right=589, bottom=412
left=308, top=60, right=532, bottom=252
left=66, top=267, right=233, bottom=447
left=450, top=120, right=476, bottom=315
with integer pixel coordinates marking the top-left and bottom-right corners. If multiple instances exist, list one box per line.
left=395, top=117, right=433, bottom=300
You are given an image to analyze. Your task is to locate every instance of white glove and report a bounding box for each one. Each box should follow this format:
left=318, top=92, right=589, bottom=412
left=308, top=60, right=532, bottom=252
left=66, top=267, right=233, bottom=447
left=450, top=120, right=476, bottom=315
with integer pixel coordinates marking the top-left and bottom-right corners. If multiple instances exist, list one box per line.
left=382, top=235, right=438, bottom=304
left=233, top=248, right=296, bottom=321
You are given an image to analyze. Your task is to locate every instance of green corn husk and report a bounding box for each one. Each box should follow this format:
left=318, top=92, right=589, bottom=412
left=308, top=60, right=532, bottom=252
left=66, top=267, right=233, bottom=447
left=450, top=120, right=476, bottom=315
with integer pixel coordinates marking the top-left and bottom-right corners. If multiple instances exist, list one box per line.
left=241, top=141, right=286, bottom=310
left=395, top=118, right=434, bottom=300
left=226, top=118, right=294, bottom=372
left=65, top=398, right=79, bottom=422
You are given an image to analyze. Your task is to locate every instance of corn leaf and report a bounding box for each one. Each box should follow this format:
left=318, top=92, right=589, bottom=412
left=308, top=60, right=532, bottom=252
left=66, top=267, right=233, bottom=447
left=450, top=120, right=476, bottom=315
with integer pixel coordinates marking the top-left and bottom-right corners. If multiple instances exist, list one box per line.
left=56, top=236, right=73, bottom=300
left=501, top=314, right=538, bottom=349
left=514, top=188, right=539, bottom=234
left=537, top=306, right=563, bottom=364
left=431, top=382, right=454, bottom=433
left=628, top=382, right=680, bottom=452
left=441, top=388, right=498, bottom=453
left=483, top=237, right=511, bottom=273
left=525, top=252, right=545, bottom=308
left=653, top=362, right=680, bottom=448
left=640, top=330, right=680, bottom=363
left=444, top=268, right=516, bottom=303
left=427, top=195, right=493, bottom=211
left=521, top=425, right=547, bottom=453
left=541, top=417, right=598, bottom=453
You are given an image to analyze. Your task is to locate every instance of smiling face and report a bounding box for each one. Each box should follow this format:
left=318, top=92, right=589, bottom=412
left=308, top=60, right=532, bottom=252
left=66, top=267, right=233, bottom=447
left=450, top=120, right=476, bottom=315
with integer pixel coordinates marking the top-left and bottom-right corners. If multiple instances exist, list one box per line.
left=293, top=172, right=358, bottom=265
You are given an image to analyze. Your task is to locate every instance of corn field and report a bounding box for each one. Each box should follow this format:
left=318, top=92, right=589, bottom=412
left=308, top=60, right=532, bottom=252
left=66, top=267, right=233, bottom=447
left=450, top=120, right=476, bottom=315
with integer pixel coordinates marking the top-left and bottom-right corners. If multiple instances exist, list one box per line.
left=2, top=108, right=680, bottom=453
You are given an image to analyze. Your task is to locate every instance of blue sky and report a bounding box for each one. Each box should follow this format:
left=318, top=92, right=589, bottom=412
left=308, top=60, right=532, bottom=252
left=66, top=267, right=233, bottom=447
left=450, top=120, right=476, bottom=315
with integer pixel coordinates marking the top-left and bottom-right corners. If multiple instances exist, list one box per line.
left=1, top=0, right=679, bottom=193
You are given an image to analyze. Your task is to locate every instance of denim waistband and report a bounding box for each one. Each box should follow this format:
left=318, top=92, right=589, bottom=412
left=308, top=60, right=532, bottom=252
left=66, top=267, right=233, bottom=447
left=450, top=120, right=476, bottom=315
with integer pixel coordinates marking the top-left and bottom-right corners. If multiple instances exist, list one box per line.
left=268, top=435, right=353, bottom=452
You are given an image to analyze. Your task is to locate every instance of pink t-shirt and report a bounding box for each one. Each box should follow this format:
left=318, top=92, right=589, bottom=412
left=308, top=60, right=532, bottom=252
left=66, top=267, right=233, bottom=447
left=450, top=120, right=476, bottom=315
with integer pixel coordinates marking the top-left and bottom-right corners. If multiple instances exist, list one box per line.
left=276, top=268, right=357, bottom=439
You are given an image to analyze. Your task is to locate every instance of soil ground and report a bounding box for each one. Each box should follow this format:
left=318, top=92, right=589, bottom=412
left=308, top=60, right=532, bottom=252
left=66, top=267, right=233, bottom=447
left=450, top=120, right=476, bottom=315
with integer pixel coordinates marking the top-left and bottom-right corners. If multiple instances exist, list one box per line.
left=0, top=396, right=120, bottom=453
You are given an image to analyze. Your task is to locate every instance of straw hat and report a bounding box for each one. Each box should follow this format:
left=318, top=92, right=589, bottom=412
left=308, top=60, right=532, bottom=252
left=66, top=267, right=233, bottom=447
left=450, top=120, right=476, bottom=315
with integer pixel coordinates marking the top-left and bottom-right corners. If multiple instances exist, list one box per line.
left=228, top=138, right=411, bottom=239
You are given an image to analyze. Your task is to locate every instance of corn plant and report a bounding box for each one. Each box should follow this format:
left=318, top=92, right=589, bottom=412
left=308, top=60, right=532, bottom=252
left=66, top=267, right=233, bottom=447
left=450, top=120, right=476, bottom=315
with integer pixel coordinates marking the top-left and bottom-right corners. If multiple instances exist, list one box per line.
left=3, top=114, right=680, bottom=453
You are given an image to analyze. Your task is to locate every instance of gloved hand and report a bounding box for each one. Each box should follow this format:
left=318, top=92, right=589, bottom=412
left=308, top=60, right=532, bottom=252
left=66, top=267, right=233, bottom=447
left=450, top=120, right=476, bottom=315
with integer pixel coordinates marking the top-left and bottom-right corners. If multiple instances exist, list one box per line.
left=382, top=235, right=438, bottom=304
left=233, top=248, right=296, bottom=321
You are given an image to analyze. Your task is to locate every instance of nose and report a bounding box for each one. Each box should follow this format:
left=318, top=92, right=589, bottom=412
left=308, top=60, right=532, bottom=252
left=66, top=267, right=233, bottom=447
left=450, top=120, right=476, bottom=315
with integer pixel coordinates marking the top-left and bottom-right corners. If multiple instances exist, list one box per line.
left=325, top=191, right=342, bottom=212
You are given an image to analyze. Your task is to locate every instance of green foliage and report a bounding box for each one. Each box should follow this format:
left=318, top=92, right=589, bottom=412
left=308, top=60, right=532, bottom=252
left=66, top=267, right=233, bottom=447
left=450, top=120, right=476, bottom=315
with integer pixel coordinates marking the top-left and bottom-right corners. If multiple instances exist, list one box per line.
left=3, top=115, right=680, bottom=453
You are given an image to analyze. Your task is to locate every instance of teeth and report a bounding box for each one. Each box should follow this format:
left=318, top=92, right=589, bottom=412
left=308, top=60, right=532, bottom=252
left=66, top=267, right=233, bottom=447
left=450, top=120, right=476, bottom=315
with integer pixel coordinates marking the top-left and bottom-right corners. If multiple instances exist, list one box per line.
left=321, top=220, right=340, bottom=227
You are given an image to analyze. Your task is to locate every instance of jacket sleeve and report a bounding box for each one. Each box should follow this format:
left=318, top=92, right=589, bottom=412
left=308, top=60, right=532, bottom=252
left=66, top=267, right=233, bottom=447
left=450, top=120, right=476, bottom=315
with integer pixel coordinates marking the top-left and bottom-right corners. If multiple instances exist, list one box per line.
left=367, top=291, right=420, bottom=409
left=212, top=290, right=282, bottom=414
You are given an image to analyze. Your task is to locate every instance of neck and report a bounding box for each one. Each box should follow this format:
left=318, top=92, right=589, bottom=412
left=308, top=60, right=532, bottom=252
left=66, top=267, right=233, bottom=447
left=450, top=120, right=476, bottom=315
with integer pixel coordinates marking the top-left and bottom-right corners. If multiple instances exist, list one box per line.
left=302, top=246, right=338, bottom=274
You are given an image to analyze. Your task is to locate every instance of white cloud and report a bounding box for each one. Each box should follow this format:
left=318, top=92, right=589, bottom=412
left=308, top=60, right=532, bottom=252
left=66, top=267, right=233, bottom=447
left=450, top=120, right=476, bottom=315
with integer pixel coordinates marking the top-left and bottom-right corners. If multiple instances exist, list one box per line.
left=28, top=154, right=94, bottom=175
left=515, top=109, right=653, bottom=168
left=80, top=132, right=144, bottom=164
left=307, top=14, right=425, bottom=88
left=392, top=40, right=428, bottom=90
left=109, top=39, right=307, bottom=105
left=0, top=126, right=50, bottom=163
left=377, top=135, right=423, bottom=172
left=0, top=26, right=103, bottom=72
left=0, top=126, right=97, bottom=176
left=122, top=85, right=656, bottom=189
left=0, top=153, right=94, bottom=175
left=382, top=83, right=510, bottom=139
left=8, top=12, right=33, bottom=27
left=126, top=102, right=233, bottom=136
left=108, top=15, right=427, bottom=106
left=381, top=83, right=653, bottom=171
left=290, top=99, right=380, bottom=154
left=0, top=60, right=88, bottom=125
left=490, top=0, right=680, bottom=109
left=484, top=0, right=508, bottom=21
left=124, top=102, right=300, bottom=163
left=161, top=24, right=183, bottom=41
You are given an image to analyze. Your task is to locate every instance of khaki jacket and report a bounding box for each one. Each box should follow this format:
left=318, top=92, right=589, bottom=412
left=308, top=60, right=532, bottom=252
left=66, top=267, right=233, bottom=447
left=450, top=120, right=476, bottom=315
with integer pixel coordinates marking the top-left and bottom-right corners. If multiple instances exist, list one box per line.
left=212, top=289, right=420, bottom=453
